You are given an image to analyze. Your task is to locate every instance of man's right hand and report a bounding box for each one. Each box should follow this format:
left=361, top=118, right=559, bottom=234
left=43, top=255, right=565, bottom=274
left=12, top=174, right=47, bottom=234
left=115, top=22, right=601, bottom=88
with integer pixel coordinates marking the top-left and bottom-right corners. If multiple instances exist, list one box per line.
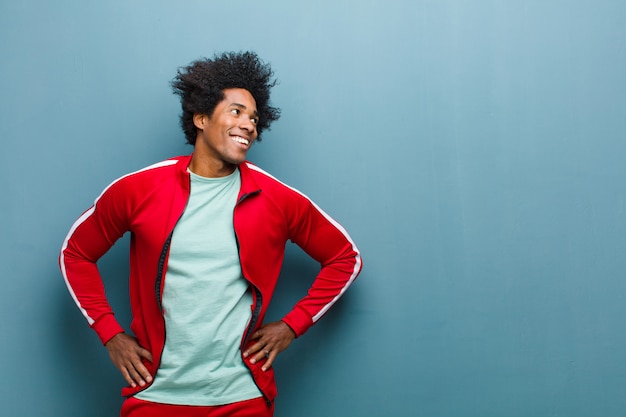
left=105, top=333, right=153, bottom=388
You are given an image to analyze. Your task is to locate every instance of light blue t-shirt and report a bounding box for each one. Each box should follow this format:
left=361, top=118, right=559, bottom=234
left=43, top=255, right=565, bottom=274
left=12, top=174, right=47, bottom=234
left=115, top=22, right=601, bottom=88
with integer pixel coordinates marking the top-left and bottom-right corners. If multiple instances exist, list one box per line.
left=136, top=168, right=262, bottom=405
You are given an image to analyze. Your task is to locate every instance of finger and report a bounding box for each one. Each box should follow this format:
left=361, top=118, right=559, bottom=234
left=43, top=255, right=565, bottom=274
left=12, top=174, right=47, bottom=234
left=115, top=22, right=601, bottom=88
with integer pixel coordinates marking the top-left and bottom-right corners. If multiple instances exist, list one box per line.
left=127, top=362, right=149, bottom=387
left=250, top=345, right=273, bottom=365
left=116, top=353, right=149, bottom=387
left=262, top=351, right=276, bottom=371
left=243, top=340, right=266, bottom=358
left=132, top=360, right=153, bottom=385
left=138, top=347, right=153, bottom=363
left=110, top=354, right=141, bottom=387
left=136, top=348, right=154, bottom=383
left=120, top=366, right=137, bottom=388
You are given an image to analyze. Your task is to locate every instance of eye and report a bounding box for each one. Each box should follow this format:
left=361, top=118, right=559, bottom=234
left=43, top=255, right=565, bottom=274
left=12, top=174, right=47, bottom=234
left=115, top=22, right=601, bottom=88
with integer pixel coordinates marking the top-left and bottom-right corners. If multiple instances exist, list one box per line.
left=250, top=117, right=258, bottom=124
left=231, top=108, right=240, bottom=116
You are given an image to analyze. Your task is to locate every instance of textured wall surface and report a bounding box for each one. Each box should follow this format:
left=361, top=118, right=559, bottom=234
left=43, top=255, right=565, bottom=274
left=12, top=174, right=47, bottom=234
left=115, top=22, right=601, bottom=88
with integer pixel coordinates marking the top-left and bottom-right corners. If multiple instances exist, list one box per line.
left=1, top=1, right=625, bottom=416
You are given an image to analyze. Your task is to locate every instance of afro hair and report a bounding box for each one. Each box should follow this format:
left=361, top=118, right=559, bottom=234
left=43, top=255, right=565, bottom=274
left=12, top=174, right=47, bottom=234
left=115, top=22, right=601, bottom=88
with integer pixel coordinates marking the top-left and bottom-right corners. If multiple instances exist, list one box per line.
left=171, top=51, right=281, bottom=145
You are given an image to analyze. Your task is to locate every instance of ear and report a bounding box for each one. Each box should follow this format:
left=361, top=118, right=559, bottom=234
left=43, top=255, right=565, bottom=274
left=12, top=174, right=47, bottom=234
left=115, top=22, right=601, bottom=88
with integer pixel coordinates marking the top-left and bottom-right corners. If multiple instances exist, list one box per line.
left=193, top=113, right=207, bottom=130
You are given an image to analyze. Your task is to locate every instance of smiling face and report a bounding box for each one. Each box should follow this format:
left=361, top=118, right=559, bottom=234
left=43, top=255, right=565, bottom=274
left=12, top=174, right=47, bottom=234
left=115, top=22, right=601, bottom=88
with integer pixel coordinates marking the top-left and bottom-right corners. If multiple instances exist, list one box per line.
left=189, top=88, right=259, bottom=177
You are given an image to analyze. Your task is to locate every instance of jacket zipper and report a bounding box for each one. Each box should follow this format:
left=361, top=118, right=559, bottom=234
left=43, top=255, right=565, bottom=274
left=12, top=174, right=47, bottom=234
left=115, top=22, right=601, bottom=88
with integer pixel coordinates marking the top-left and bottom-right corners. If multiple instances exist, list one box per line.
left=155, top=231, right=174, bottom=312
left=155, top=186, right=191, bottom=311
left=150, top=185, right=270, bottom=404
left=235, top=189, right=263, bottom=348
left=235, top=189, right=271, bottom=406
left=148, top=176, right=191, bottom=390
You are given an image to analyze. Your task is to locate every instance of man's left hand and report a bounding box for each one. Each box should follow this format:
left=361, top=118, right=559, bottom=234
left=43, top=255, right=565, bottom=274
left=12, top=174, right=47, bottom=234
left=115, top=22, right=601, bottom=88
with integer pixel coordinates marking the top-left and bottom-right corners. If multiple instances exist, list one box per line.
left=243, top=321, right=296, bottom=371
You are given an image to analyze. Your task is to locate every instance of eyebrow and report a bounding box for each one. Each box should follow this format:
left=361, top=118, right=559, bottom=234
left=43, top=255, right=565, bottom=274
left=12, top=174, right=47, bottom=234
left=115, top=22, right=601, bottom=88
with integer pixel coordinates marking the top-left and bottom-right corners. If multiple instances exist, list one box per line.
left=230, top=102, right=259, bottom=117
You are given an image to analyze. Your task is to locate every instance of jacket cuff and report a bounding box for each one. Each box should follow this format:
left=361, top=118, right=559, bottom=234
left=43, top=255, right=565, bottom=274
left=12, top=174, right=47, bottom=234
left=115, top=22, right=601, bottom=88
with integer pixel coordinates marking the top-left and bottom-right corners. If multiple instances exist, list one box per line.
left=281, top=307, right=313, bottom=338
left=92, top=313, right=125, bottom=345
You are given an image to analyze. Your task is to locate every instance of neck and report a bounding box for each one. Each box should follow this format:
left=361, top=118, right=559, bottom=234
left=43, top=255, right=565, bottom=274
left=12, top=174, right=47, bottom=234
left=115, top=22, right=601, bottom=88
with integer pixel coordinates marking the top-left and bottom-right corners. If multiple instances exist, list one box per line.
left=188, top=154, right=237, bottom=178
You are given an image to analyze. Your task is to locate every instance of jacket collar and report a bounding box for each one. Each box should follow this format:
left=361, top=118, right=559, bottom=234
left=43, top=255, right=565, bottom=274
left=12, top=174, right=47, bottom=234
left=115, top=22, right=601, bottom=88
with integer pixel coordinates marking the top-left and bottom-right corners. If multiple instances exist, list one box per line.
left=237, top=161, right=262, bottom=202
left=176, top=154, right=261, bottom=200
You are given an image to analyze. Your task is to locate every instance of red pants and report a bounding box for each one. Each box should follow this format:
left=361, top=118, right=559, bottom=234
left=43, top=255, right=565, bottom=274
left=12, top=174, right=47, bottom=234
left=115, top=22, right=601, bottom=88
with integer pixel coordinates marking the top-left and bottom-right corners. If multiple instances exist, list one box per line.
left=121, top=396, right=274, bottom=417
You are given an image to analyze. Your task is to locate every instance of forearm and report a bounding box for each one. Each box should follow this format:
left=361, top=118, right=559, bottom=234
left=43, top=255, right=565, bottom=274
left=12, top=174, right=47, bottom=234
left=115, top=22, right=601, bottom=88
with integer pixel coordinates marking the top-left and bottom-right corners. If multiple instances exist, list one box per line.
left=60, top=192, right=128, bottom=343
left=286, top=210, right=363, bottom=336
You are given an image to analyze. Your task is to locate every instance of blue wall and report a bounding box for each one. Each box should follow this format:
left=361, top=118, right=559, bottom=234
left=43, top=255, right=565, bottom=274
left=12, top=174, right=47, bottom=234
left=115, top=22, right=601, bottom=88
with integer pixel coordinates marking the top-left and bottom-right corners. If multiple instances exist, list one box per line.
left=1, top=1, right=625, bottom=415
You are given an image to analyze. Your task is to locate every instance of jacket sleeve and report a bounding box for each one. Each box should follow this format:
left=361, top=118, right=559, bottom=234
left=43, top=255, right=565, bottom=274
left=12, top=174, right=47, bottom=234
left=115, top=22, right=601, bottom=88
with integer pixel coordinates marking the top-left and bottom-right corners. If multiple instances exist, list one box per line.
left=59, top=180, right=131, bottom=345
left=280, top=194, right=362, bottom=337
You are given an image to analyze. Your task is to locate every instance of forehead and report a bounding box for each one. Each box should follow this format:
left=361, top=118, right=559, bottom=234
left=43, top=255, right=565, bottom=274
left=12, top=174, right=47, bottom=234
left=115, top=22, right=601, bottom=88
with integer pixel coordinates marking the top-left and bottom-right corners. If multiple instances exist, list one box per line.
left=220, top=88, right=257, bottom=109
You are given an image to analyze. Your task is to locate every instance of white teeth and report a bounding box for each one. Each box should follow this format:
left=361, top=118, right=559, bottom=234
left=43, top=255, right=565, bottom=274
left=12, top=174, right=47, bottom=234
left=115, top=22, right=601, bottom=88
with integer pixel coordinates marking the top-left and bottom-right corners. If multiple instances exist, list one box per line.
left=232, top=136, right=250, bottom=146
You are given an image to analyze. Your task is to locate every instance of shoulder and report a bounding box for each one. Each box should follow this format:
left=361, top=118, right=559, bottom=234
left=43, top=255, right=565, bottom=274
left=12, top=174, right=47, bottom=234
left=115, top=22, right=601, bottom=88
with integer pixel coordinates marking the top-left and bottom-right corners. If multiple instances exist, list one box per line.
left=242, top=161, right=305, bottom=197
left=115, top=156, right=185, bottom=182
left=240, top=162, right=319, bottom=220
left=100, top=156, right=187, bottom=197
left=125, top=156, right=184, bottom=180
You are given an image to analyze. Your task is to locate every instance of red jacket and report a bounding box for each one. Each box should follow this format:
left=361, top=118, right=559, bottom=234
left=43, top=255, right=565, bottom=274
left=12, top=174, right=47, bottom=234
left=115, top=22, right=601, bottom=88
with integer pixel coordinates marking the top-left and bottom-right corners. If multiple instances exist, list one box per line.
left=59, top=154, right=362, bottom=400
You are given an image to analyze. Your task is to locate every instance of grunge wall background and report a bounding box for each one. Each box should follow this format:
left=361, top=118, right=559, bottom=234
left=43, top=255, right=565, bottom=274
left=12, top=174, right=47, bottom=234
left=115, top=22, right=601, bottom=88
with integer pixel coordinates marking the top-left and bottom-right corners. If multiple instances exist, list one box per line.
left=1, top=1, right=625, bottom=415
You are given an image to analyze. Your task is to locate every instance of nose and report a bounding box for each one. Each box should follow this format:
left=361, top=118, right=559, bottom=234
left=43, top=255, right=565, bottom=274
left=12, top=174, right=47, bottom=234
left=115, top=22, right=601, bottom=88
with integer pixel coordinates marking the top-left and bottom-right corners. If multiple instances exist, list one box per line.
left=239, top=116, right=257, bottom=135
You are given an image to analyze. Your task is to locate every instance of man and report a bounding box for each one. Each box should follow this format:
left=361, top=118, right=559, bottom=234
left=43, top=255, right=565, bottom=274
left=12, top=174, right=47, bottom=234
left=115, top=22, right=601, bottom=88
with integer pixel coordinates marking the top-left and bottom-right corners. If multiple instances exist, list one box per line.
left=59, top=51, right=362, bottom=416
